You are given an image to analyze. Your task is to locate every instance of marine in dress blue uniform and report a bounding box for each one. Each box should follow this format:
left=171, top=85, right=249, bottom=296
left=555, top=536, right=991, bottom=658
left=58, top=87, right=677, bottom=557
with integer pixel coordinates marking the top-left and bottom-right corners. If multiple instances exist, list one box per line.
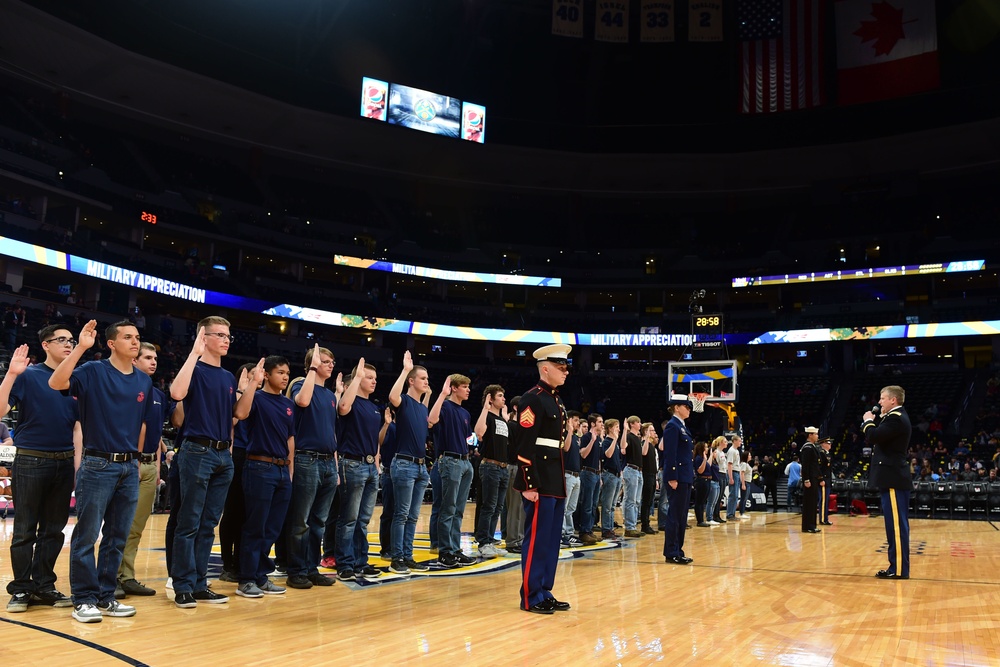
left=863, top=385, right=913, bottom=579
left=513, top=344, right=572, bottom=614
left=818, top=438, right=833, bottom=525
left=661, top=396, right=695, bottom=564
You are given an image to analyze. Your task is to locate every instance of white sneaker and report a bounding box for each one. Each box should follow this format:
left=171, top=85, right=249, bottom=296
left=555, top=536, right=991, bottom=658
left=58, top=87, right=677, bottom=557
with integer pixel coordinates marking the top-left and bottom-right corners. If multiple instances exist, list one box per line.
left=707, top=521, right=721, bottom=526
left=479, top=544, right=499, bottom=558
left=164, top=576, right=174, bottom=601
left=97, top=600, right=136, bottom=617
left=72, top=603, right=103, bottom=623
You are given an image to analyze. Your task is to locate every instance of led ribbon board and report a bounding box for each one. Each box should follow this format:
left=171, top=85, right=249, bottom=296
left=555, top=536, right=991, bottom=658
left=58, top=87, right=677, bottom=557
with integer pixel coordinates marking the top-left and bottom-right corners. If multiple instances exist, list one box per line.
left=333, top=254, right=561, bottom=287
left=732, top=260, right=985, bottom=288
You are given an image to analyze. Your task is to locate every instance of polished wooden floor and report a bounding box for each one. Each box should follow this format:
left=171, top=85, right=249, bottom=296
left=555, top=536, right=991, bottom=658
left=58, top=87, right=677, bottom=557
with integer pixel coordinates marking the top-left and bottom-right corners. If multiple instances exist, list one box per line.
left=2, top=507, right=999, bottom=666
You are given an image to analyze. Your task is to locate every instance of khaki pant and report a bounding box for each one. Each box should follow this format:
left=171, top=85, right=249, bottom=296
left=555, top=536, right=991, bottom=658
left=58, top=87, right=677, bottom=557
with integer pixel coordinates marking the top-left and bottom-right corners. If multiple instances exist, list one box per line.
left=118, top=461, right=157, bottom=582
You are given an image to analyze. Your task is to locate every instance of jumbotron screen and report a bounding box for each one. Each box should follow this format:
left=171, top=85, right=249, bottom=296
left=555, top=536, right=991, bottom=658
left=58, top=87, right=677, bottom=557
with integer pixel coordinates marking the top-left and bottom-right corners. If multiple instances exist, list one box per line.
left=361, top=77, right=485, bottom=143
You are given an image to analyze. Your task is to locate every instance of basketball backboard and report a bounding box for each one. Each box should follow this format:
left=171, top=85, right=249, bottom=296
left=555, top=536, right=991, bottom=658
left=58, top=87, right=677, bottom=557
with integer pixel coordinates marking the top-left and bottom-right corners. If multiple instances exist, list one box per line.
left=666, top=359, right=738, bottom=404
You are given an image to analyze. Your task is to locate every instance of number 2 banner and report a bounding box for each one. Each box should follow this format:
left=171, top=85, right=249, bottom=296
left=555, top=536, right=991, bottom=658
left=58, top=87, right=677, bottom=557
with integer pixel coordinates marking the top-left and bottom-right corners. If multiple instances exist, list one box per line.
left=688, top=0, right=723, bottom=41
left=641, top=0, right=675, bottom=42
left=552, top=0, right=583, bottom=38
left=595, top=0, right=629, bottom=42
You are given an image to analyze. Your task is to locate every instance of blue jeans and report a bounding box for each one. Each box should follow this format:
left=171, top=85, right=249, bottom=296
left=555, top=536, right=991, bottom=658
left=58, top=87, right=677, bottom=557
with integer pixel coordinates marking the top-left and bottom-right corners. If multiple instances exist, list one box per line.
left=286, top=454, right=339, bottom=576
left=379, top=468, right=394, bottom=556
left=240, top=461, right=292, bottom=585
left=436, top=456, right=473, bottom=556
left=429, top=464, right=442, bottom=548
left=70, top=456, right=139, bottom=606
left=727, top=470, right=742, bottom=517
left=600, top=471, right=621, bottom=532
left=708, top=479, right=722, bottom=521
left=6, top=453, right=74, bottom=595
left=621, top=466, right=643, bottom=530
left=578, top=470, right=600, bottom=534
left=172, top=439, right=234, bottom=594
left=475, top=460, right=508, bottom=545
left=390, top=458, right=430, bottom=561
left=335, top=459, right=378, bottom=571
left=562, top=472, right=581, bottom=538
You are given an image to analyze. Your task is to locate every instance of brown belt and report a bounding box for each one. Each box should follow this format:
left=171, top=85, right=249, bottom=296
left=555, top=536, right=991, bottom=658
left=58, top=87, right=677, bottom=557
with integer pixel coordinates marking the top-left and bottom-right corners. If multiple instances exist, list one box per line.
left=247, top=454, right=289, bottom=467
left=482, top=458, right=508, bottom=468
left=15, top=448, right=74, bottom=460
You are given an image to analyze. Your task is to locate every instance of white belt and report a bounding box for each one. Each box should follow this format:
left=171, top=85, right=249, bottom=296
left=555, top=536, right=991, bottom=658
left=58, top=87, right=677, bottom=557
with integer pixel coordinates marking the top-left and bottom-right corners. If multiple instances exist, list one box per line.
left=536, top=438, right=560, bottom=449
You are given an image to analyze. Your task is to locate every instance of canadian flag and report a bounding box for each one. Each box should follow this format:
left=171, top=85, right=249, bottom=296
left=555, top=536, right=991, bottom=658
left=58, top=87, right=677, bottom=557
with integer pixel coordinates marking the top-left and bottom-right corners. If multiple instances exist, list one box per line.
left=835, top=0, right=940, bottom=105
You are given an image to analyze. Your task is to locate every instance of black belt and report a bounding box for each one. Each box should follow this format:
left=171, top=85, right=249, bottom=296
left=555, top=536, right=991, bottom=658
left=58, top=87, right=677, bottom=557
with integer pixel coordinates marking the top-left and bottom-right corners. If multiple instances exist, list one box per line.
left=481, top=458, right=508, bottom=468
left=84, top=449, right=138, bottom=462
left=247, top=454, right=289, bottom=466
left=298, top=450, right=336, bottom=460
left=395, top=454, right=425, bottom=465
left=187, top=437, right=231, bottom=450
left=342, top=453, right=376, bottom=464
left=139, top=453, right=156, bottom=464
left=440, top=452, right=470, bottom=460
left=626, top=464, right=642, bottom=471
left=698, top=475, right=714, bottom=480
left=15, top=448, right=74, bottom=460
left=582, top=466, right=600, bottom=473
left=566, top=470, right=580, bottom=477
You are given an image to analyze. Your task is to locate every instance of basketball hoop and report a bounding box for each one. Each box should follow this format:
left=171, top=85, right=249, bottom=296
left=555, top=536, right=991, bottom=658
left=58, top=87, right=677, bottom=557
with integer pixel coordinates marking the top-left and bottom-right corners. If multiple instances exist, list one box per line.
left=690, top=392, right=709, bottom=413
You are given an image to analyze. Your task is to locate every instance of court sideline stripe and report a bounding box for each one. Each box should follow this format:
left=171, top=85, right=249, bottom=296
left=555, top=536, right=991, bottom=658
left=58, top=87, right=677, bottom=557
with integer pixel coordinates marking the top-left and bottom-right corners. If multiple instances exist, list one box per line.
left=0, top=617, right=149, bottom=666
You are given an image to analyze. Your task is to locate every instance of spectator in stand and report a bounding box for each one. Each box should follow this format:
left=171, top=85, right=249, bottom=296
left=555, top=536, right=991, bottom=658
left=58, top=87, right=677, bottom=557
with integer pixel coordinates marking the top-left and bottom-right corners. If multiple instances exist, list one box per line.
left=785, top=455, right=801, bottom=510
left=0, top=420, right=11, bottom=448
left=960, top=463, right=978, bottom=482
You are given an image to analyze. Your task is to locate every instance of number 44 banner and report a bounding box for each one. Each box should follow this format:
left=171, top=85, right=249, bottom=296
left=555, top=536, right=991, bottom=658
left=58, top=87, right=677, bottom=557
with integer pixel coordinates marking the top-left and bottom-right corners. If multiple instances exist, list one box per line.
left=552, top=0, right=584, bottom=38
left=595, top=1, right=630, bottom=42
left=641, top=0, right=676, bottom=42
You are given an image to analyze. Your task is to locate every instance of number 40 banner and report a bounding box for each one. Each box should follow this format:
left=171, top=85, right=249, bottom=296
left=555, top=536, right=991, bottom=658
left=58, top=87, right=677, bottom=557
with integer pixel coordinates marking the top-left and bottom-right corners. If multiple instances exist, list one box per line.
left=595, top=0, right=629, bottom=42
left=641, top=0, right=675, bottom=42
left=552, top=0, right=583, bottom=38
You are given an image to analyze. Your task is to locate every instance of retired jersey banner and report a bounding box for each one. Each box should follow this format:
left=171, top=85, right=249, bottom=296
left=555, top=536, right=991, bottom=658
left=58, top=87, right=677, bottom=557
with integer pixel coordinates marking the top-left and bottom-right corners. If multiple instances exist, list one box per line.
left=835, top=0, right=940, bottom=105
left=641, top=0, right=676, bottom=42
left=689, top=0, right=724, bottom=41
left=552, top=0, right=584, bottom=38
left=595, top=1, right=630, bottom=42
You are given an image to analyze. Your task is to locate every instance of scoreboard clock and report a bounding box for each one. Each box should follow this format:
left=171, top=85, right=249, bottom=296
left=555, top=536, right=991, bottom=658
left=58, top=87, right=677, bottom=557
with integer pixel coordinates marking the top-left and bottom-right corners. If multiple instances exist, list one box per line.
left=692, top=313, right=724, bottom=349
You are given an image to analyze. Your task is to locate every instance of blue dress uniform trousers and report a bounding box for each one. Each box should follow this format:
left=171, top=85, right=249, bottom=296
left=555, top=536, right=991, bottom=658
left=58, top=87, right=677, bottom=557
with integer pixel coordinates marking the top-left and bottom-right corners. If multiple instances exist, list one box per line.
left=819, top=482, right=831, bottom=523
left=662, top=482, right=690, bottom=559
left=520, top=495, right=565, bottom=610
left=881, top=488, right=910, bottom=577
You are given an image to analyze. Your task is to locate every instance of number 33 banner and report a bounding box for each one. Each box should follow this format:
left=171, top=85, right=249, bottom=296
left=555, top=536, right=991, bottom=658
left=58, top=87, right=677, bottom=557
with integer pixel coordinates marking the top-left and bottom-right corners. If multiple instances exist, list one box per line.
left=552, top=0, right=583, bottom=38
left=595, top=1, right=629, bottom=42
left=689, top=0, right=723, bottom=41
left=641, top=0, right=675, bottom=42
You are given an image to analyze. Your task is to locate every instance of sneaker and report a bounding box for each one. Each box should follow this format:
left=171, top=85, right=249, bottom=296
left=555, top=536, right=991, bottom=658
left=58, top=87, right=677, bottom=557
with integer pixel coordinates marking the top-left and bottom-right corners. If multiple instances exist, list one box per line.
left=337, top=569, right=356, bottom=582
left=358, top=565, right=382, bottom=579
left=454, top=553, right=477, bottom=566
left=97, top=599, right=136, bottom=617
left=236, top=582, right=263, bottom=599
left=114, top=583, right=126, bottom=599
left=164, top=576, right=174, bottom=601
left=307, top=573, right=335, bottom=586
left=31, top=590, right=73, bottom=608
left=437, top=553, right=460, bottom=569
left=389, top=559, right=410, bottom=574
left=404, top=558, right=430, bottom=572
left=566, top=536, right=583, bottom=547
left=72, top=603, right=103, bottom=623
left=479, top=544, right=499, bottom=558
left=708, top=520, right=721, bottom=526
left=624, top=529, right=645, bottom=538
left=120, top=579, right=156, bottom=596
left=319, top=556, right=336, bottom=569
left=506, top=543, right=522, bottom=553
left=218, top=570, right=240, bottom=583
left=379, top=551, right=391, bottom=560
left=174, top=592, right=197, bottom=608
left=273, top=564, right=287, bottom=576
left=259, top=579, right=286, bottom=595
left=286, top=575, right=313, bottom=589
left=580, top=532, right=600, bottom=546
left=7, top=592, right=30, bottom=613
left=192, top=589, right=229, bottom=604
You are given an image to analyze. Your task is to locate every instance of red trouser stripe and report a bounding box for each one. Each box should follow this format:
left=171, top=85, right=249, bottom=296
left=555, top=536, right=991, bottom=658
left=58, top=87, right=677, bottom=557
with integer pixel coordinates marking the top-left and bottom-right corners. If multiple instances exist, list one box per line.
left=522, top=498, right=540, bottom=608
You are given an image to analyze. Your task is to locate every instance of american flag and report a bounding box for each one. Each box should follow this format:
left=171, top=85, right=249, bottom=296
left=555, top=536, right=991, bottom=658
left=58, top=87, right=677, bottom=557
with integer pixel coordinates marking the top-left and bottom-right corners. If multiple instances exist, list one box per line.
left=738, top=0, right=827, bottom=114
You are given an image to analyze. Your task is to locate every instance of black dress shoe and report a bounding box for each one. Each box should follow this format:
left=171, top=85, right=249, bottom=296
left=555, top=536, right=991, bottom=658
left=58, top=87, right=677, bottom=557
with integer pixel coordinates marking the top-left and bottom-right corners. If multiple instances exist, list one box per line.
left=875, top=570, right=909, bottom=579
left=549, top=598, right=571, bottom=611
left=679, top=556, right=694, bottom=564
left=802, top=528, right=821, bottom=533
left=525, top=599, right=555, bottom=614
left=665, top=556, right=693, bottom=565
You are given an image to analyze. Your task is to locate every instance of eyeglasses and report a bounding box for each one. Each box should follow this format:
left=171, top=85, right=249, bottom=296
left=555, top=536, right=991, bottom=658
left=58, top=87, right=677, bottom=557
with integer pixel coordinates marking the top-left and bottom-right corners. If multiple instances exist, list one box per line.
left=205, top=332, right=235, bottom=342
left=44, top=336, right=78, bottom=346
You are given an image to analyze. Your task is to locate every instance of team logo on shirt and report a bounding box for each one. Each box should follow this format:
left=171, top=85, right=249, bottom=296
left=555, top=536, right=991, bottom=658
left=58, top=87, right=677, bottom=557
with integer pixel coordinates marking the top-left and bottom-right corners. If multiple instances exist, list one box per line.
left=287, top=407, right=293, bottom=416
left=519, top=407, right=535, bottom=428
left=137, top=391, right=145, bottom=403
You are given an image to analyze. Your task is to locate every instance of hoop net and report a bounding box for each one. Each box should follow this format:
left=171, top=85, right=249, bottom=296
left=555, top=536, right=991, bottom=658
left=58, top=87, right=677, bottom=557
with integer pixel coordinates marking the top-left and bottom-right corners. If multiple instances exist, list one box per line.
left=690, top=392, right=709, bottom=413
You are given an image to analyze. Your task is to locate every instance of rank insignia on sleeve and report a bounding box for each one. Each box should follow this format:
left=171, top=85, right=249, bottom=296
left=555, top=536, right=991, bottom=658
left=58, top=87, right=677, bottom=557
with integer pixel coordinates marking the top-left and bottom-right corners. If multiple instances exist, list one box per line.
left=520, top=407, right=535, bottom=428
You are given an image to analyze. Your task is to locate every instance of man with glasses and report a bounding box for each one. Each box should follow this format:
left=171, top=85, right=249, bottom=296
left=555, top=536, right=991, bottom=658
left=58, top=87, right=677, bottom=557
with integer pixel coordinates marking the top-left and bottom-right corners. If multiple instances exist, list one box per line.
left=169, top=317, right=263, bottom=608
left=49, top=319, right=155, bottom=623
left=513, top=344, right=572, bottom=614
left=0, top=327, right=80, bottom=613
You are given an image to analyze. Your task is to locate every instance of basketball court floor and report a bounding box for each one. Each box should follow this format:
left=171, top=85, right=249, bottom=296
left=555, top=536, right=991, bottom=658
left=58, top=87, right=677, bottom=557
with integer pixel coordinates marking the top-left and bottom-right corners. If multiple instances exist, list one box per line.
left=2, top=506, right=998, bottom=666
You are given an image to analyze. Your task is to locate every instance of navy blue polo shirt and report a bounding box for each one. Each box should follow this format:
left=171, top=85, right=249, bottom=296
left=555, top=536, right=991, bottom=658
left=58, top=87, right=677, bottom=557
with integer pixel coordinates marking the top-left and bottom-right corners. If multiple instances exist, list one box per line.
left=394, top=394, right=429, bottom=459
left=381, top=422, right=397, bottom=467
left=603, top=436, right=623, bottom=475
left=435, top=400, right=472, bottom=456
left=7, top=363, right=78, bottom=451
left=289, top=380, right=338, bottom=455
left=246, top=390, right=295, bottom=459
left=70, top=359, right=154, bottom=453
left=580, top=433, right=603, bottom=471
left=564, top=433, right=582, bottom=473
left=339, top=395, right=380, bottom=457
left=178, top=361, right=236, bottom=442
left=141, top=386, right=170, bottom=454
